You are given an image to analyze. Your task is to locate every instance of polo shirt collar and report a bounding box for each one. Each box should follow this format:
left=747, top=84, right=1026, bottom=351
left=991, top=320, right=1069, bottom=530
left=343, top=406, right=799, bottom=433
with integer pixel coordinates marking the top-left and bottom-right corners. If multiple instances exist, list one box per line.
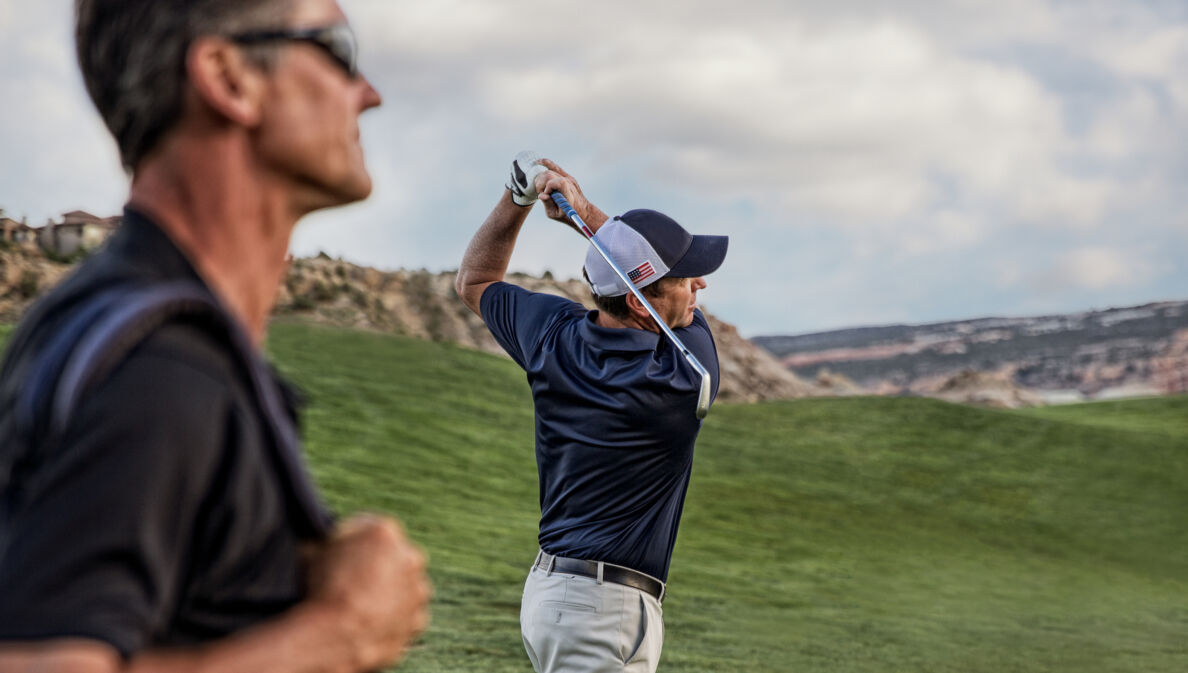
left=107, top=207, right=208, bottom=286
left=578, top=310, right=662, bottom=352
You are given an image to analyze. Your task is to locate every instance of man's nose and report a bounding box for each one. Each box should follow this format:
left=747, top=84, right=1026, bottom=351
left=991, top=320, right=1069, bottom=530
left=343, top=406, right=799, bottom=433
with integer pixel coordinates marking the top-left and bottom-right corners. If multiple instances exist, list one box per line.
left=359, top=75, right=382, bottom=110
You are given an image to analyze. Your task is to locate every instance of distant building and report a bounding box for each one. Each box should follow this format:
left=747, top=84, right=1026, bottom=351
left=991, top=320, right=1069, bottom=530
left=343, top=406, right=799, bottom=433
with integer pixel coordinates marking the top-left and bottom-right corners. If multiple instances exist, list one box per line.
left=0, top=213, right=39, bottom=250
left=36, top=210, right=121, bottom=258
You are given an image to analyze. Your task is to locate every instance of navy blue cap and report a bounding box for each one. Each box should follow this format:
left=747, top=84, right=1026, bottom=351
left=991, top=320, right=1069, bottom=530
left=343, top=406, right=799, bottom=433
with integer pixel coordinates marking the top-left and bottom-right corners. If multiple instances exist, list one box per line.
left=617, top=209, right=729, bottom=279
left=585, top=209, right=729, bottom=296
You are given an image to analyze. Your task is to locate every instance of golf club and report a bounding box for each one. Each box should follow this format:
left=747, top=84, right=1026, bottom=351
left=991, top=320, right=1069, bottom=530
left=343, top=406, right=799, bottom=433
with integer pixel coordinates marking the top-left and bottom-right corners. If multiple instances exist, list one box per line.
left=549, top=191, right=713, bottom=419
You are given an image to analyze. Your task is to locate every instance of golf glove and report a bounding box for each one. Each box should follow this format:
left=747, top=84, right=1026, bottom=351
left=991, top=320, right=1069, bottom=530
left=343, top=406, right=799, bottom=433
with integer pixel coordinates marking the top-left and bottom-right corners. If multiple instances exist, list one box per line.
left=506, top=150, right=547, bottom=206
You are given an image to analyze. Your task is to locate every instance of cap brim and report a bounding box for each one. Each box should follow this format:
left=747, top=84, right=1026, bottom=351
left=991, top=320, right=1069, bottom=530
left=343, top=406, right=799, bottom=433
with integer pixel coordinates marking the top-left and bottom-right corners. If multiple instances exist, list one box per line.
left=667, top=234, right=728, bottom=278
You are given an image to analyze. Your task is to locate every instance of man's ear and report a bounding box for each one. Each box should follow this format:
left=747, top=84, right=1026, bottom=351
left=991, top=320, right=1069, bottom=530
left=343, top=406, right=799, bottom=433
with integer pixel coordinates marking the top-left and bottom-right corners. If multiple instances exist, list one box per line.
left=625, top=291, right=653, bottom=323
left=185, top=36, right=267, bottom=127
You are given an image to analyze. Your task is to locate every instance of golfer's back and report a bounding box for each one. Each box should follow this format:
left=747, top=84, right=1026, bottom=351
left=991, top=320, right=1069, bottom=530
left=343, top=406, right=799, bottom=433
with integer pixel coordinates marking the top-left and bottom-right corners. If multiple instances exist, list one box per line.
left=480, top=280, right=719, bottom=583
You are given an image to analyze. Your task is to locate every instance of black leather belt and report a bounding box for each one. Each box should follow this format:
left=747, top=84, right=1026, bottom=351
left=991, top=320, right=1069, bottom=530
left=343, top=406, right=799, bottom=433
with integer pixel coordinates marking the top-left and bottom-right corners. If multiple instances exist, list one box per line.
left=534, top=551, right=666, bottom=603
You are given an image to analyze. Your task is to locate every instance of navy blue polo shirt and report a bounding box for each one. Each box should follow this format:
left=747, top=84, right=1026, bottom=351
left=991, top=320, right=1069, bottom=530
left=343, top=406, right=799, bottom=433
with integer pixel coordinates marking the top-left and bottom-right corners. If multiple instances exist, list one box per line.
left=481, top=281, right=719, bottom=582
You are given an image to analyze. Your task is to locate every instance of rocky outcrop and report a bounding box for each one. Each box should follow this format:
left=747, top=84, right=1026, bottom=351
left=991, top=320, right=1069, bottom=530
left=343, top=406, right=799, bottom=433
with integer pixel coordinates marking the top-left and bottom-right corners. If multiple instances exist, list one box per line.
left=0, top=245, right=73, bottom=321
left=0, top=246, right=818, bottom=402
left=1150, top=329, right=1188, bottom=394
left=755, top=302, right=1188, bottom=403
left=702, top=314, right=820, bottom=402
left=276, top=255, right=819, bottom=402
left=929, top=369, right=1044, bottom=409
left=10, top=239, right=1183, bottom=408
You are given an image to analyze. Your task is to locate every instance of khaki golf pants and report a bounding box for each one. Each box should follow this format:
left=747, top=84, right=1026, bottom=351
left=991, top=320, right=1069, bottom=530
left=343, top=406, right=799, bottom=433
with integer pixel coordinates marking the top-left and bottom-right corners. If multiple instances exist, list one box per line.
left=521, top=563, right=665, bottom=673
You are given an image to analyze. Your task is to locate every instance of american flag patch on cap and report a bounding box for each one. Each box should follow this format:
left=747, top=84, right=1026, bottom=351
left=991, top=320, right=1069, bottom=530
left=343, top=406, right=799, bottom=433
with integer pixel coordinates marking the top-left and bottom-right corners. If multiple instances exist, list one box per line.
left=627, top=261, right=656, bottom=284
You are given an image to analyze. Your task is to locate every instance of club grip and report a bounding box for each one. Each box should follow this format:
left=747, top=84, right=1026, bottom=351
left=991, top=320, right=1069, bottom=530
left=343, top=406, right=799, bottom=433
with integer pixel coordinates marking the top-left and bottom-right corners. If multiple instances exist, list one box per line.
left=549, top=191, right=577, bottom=218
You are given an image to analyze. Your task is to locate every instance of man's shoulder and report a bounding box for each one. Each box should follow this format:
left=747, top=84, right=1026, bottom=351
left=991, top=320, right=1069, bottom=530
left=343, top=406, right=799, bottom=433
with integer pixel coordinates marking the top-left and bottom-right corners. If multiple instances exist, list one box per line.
left=2, top=278, right=246, bottom=442
left=678, top=308, right=715, bottom=339
left=126, top=320, right=244, bottom=393
left=478, top=281, right=589, bottom=367
left=69, top=283, right=248, bottom=408
left=480, top=281, right=586, bottom=319
left=74, top=324, right=247, bottom=458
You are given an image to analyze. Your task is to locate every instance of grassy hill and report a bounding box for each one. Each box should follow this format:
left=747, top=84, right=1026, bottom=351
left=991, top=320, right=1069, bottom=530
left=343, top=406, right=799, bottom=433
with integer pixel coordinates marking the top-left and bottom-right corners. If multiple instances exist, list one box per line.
left=1, top=318, right=1183, bottom=671
left=263, top=322, right=1187, bottom=673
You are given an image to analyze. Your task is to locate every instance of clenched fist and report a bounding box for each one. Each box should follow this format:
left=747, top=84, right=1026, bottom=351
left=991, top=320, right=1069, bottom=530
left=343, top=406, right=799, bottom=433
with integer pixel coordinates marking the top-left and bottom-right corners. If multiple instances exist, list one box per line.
left=304, top=514, right=432, bottom=671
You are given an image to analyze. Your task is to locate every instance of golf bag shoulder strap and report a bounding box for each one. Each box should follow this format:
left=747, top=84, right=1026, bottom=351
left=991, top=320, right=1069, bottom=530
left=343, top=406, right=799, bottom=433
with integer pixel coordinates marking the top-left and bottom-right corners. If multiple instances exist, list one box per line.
left=8, top=280, right=333, bottom=538
left=19, top=282, right=227, bottom=441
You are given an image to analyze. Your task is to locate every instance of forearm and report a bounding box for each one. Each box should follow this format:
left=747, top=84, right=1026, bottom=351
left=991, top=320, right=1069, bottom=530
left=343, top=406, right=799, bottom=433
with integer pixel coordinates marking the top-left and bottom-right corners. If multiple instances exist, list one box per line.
left=123, top=602, right=370, bottom=673
left=130, top=514, right=428, bottom=673
left=456, top=190, right=532, bottom=313
left=0, top=607, right=366, bottom=673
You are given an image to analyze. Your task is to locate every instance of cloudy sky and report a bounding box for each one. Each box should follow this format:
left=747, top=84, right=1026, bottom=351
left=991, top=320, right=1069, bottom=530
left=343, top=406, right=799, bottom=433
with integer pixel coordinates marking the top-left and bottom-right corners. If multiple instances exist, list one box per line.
left=1, top=1, right=1185, bottom=336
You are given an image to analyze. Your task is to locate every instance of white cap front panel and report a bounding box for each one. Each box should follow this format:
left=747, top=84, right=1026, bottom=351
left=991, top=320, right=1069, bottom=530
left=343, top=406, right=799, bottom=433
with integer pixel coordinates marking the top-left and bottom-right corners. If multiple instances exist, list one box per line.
left=583, top=219, right=672, bottom=297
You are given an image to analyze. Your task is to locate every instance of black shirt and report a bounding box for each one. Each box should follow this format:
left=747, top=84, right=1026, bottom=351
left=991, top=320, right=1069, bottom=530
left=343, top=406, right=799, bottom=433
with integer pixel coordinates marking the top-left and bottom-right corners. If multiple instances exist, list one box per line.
left=0, top=210, right=324, bottom=655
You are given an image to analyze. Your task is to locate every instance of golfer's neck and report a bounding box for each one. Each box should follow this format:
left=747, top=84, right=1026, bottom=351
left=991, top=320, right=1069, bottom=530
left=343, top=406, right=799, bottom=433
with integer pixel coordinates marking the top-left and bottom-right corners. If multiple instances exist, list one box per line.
left=596, top=310, right=662, bottom=334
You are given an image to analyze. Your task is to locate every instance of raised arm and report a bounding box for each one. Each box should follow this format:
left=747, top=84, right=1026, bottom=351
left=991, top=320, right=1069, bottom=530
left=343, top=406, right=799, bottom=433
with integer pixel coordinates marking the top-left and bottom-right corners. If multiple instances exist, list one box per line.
left=455, top=188, right=536, bottom=315
left=455, top=154, right=609, bottom=315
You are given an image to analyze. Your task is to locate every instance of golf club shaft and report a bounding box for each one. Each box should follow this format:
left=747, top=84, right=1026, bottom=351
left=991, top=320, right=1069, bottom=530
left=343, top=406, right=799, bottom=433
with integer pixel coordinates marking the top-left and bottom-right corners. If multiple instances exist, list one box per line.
left=549, top=191, right=712, bottom=419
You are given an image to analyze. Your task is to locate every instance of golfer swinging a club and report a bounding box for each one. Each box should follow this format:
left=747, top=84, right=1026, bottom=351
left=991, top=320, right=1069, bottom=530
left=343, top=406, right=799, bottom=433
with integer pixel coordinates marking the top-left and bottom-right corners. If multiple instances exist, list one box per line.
left=457, top=153, right=728, bottom=673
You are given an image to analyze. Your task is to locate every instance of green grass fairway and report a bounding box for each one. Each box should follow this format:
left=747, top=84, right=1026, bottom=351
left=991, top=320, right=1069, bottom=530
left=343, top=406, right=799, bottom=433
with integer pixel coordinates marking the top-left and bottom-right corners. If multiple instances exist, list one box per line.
left=3, top=319, right=1183, bottom=671
left=1015, top=395, right=1188, bottom=439
left=263, top=322, right=1188, bottom=672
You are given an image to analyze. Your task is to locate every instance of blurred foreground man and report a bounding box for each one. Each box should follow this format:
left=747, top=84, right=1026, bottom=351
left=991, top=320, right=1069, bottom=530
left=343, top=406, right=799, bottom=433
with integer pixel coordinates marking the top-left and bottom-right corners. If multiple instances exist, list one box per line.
left=457, top=155, right=728, bottom=673
left=0, top=1, right=429, bottom=671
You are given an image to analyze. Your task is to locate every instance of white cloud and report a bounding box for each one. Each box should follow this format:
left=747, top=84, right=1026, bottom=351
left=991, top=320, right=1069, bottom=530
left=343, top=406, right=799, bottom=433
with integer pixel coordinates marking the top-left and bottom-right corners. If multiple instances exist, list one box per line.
left=473, top=16, right=1080, bottom=223
left=1056, top=247, right=1147, bottom=290
left=999, top=246, right=1154, bottom=294
left=366, top=3, right=1128, bottom=231
left=1086, top=90, right=1162, bottom=159
left=1, top=0, right=1185, bottom=335
left=1102, top=26, right=1188, bottom=80
left=899, top=210, right=986, bottom=258
left=1011, top=174, right=1117, bottom=227
left=0, top=2, right=126, bottom=222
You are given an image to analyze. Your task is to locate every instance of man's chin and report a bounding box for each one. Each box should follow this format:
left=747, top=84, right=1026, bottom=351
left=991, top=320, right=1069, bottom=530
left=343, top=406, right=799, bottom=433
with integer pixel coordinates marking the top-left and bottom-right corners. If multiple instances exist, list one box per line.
left=345, top=177, right=373, bottom=203
left=339, top=168, right=374, bottom=202
left=316, top=172, right=373, bottom=207
left=294, top=180, right=372, bottom=217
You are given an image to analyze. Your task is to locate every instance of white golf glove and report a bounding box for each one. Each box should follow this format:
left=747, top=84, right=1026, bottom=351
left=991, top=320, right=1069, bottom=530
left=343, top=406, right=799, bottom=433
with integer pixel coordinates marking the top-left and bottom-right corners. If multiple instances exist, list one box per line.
left=506, top=150, right=548, bottom=206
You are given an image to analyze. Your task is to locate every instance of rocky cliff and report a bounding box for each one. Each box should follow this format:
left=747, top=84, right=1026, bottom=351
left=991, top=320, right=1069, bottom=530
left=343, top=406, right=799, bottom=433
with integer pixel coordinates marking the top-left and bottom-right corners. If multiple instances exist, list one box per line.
left=0, top=245, right=73, bottom=320
left=0, top=247, right=818, bottom=403
left=275, top=255, right=818, bottom=402
left=754, top=302, right=1188, bottom=404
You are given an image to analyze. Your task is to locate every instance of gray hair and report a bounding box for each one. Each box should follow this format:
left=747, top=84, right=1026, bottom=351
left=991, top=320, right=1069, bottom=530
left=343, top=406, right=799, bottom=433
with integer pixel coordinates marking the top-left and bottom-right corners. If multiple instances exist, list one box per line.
left=75, top=0, right=295, bottom=172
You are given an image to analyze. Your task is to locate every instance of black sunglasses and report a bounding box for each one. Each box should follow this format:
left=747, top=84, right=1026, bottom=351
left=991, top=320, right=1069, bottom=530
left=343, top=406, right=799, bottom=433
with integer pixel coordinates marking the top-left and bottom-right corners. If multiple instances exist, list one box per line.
left=229, top=24, right=359, bottom=78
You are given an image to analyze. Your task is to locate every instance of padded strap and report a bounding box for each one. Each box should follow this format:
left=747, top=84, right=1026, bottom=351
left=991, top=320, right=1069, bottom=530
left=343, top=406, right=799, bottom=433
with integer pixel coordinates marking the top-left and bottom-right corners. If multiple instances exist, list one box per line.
left=13, top=281, right=333, bottom=538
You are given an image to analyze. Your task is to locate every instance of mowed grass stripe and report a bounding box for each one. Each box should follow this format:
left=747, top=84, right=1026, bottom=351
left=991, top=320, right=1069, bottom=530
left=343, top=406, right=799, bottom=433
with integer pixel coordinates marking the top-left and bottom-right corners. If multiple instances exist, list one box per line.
left=1014, top=395, right=1188, bottom=439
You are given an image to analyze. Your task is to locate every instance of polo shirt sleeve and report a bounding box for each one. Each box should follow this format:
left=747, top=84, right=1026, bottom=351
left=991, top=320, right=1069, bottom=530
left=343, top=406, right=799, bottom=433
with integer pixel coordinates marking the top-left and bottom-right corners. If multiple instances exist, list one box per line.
left=0, top=336, right=234, bottom=656
left=479, top=281, right=581, bottom=369
left=678, top=308, right=722, bottom=401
